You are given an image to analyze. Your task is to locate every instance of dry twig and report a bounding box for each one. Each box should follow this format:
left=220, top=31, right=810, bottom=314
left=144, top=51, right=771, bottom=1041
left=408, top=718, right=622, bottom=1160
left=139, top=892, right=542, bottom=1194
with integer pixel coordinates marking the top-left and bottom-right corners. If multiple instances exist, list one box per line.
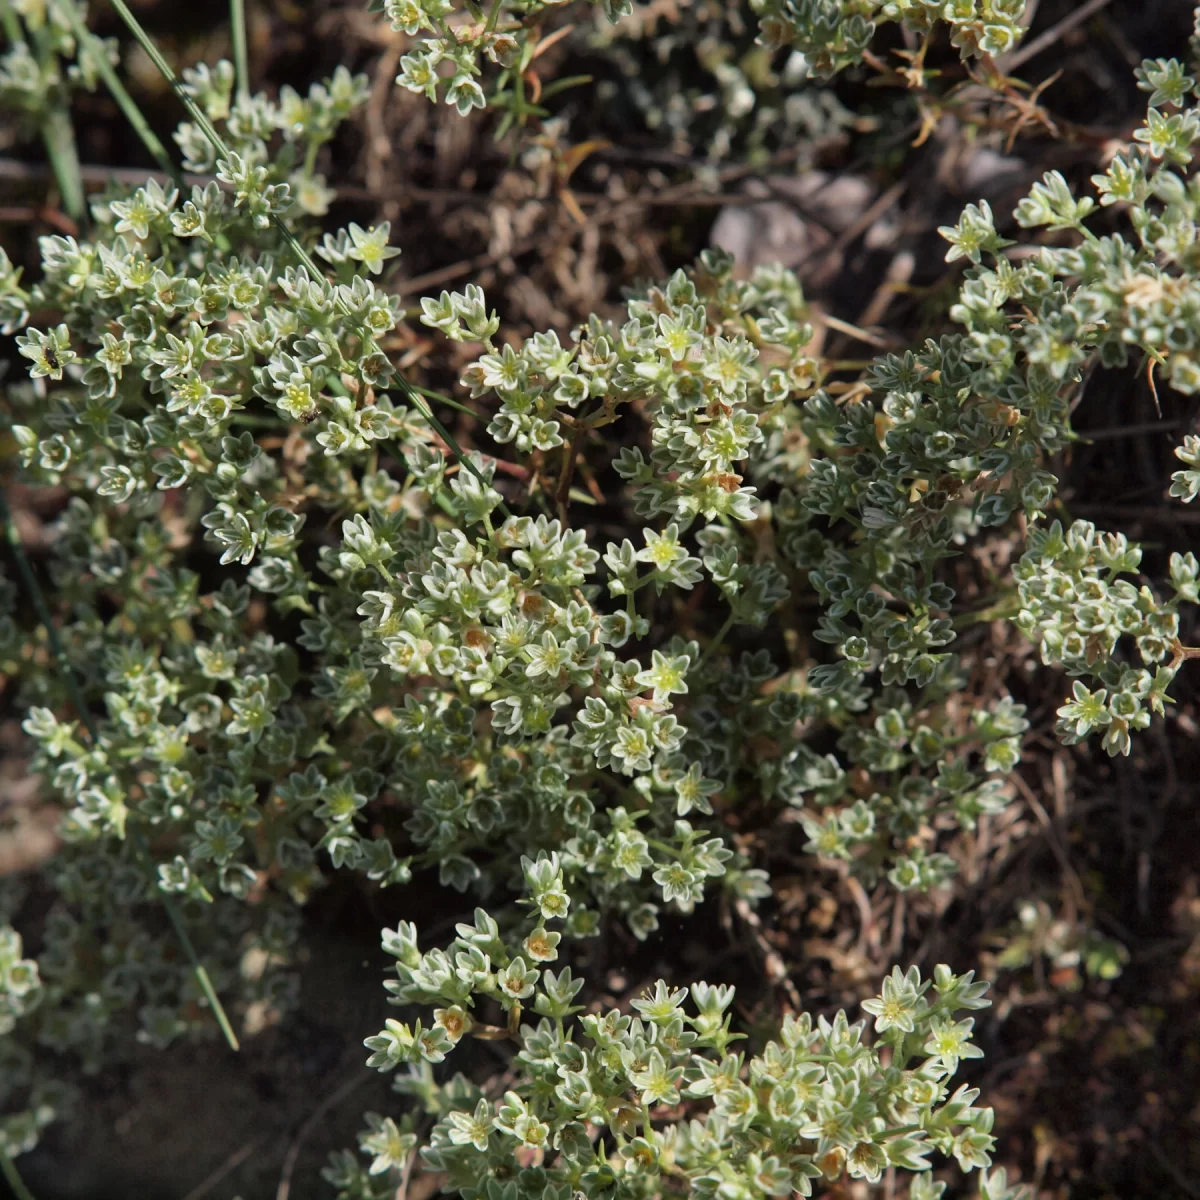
left=182, top=1138, right=265, bottom=1200
left=1000, top=0, right=1116, bottom=73
left=276, top=1071, right=373, bottom=1200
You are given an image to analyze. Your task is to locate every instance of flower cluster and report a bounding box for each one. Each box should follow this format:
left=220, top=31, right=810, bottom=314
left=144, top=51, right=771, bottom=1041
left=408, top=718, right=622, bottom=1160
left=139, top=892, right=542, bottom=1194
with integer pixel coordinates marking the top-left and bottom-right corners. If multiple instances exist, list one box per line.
left=0, top=927, right=41, bottom=1041
left=337, top=922, right=1000, bottom=1200
left=385, top=0, right=1028, bottom=118
left=0, top=922, right=65, bottom=1160
left=1017, top=522, right=1191, bottom=755
left=743, top=0, right=1025, bottom=76
left=0, top=0, right=117, bottom=133
left=385, top=0, right=581, bottom=120
left=174, top=59, right=369, bottom=217
left=938, top=62, right=1200, bottom=750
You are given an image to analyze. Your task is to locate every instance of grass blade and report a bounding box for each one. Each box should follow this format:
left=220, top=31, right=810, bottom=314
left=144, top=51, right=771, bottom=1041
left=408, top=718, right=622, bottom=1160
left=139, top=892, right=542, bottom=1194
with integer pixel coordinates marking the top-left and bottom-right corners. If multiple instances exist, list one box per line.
left=59, top=1, right=178, bottom=180
left=231, top=0, right=250, bottom=98
left=39, top=106, right=85, bottom=222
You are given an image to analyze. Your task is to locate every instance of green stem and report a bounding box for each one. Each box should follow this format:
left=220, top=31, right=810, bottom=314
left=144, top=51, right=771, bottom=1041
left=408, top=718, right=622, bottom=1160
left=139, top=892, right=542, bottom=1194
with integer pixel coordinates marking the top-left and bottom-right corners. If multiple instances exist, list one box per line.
left=0, top=1148, right=37, bottom=1200
left=400, top=396, right=511, bottom=516
left=698, top=611, right=736, bottom=665
left=629, top=569, right=664, bottom=594
left=153, top=856, right=241, bottom=1051
left=229, top=410, right=285, bottom=428
left=107, top=0, right=510, bottom=519
left=0, top=488, right=240, bottom=1053
left=107, top=0, right=226, bottom=146
left=39, top=105, right=86, bottom=222
left=409, top=383, right=485, bottom=420
left=60, top=1, right=178, bottom=179
left=230, top=0, right=250, bottom=99
left=14, top=8, right=84, bottom=220
left=303, top=135, right=322, bottom=177
left=538, top=74, right=592, bottom=102
left=953, top=590, right=1020, bottom=628
left=876, top=1123, right=923, bottom=1139
left=22, top=0, right=85, bottom=223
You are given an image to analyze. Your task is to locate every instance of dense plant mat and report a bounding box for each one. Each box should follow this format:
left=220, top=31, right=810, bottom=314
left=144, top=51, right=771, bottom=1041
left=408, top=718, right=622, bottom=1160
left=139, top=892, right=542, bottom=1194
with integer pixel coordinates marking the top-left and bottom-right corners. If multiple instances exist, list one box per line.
left=1, top=1, right=1200, bottom=1198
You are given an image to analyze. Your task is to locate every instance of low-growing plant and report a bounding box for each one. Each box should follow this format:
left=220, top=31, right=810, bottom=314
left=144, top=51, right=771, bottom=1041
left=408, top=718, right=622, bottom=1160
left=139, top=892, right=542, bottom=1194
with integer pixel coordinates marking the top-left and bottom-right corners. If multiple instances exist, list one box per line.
left=587, top=0, right=858, bottom=168
left=384, top=0, right=1027, bottom=126
left=752, top=0, right=1026, bottom=76
left=338, top=948, right=1000, bottom=1198
left=984, top=899, right=1129, bottom=992
left=2, top=0, right=1200, bottom=1197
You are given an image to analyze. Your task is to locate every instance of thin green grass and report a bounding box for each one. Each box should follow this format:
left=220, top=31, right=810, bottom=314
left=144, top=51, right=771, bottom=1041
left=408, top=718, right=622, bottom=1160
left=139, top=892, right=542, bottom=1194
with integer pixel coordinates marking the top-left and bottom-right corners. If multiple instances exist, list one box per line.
left=231, top=0, right=250, bottom=98
left=38, top=107, right=85, bottom=222
left=60, top=2, right=178, bottom=180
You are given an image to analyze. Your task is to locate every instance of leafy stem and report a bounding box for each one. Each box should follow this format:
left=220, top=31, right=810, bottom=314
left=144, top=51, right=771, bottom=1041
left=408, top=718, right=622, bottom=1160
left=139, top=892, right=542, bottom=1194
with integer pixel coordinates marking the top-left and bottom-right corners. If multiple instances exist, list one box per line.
left=0, top=486, right=240, bottom=1053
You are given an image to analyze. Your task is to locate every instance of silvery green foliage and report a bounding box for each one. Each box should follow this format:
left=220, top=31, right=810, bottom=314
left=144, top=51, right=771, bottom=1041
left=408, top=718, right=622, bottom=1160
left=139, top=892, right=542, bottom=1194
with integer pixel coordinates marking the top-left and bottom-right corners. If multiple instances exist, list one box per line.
left=175, top=58, right=369, bottom=217
left=0, top=66, right=389, bottom=1143
left=385, top=0, right=1026, bottom=117
left=0, top=0, right=118, bottom=129
left=0, top=926, right=61, bottom=1159
left=748, top=0, right=1024, bottom=75
left=340, top=918, right=998, bottom=1199
left=939, top=60, right=1200, bottom=753
left=585, top=4, right=855, bottom=167
left=1, top=121, right=1011, bottom=1173
left=4, top=21, right=1200, bottom=1194
left=422, top=253, right=1031, bottom=893
left=0, top=60, right=790, bottom=1159
left=1017, top=522, right=1191, bottom=756
left=989, top=898, right=1129, bottom=986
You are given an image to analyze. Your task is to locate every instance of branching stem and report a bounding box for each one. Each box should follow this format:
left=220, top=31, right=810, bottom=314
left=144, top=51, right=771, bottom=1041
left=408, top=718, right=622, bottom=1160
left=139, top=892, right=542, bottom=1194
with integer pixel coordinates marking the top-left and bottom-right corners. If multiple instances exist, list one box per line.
left=698, top=611, right=736, bottom=665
